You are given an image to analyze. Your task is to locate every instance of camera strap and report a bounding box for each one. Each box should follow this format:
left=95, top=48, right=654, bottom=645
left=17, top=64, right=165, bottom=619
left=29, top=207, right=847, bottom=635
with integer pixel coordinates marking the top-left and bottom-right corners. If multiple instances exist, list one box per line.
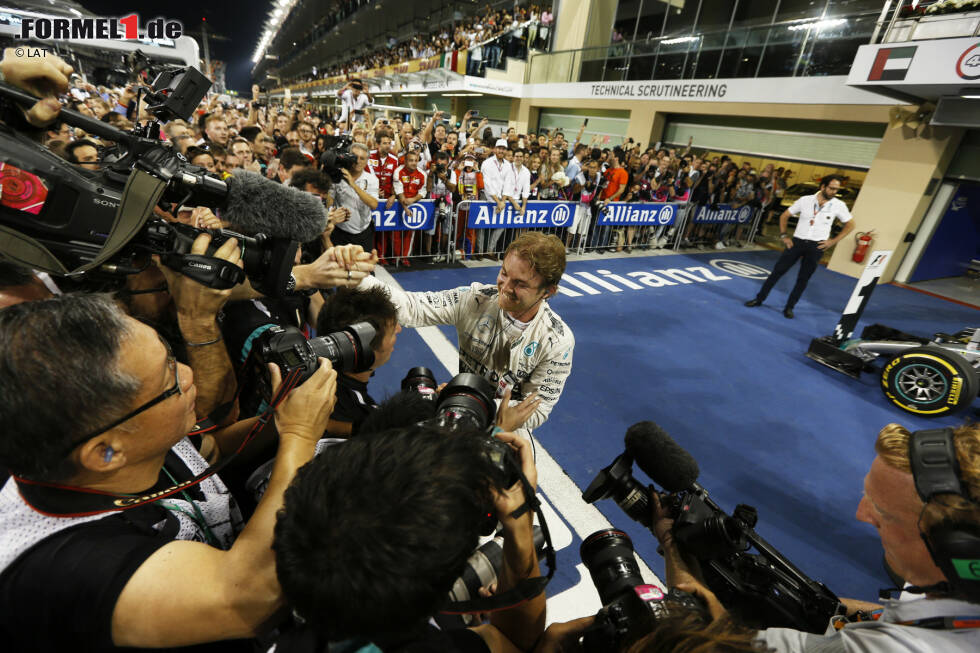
left=12, top=366, right=305, bottom=517
left=439, top=470, right=556, bottom=615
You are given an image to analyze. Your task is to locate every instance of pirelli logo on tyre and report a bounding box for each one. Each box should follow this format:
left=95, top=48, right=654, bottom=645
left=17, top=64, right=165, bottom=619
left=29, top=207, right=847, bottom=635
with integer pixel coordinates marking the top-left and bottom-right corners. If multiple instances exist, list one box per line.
left=881, top=351, right=970, bottom=416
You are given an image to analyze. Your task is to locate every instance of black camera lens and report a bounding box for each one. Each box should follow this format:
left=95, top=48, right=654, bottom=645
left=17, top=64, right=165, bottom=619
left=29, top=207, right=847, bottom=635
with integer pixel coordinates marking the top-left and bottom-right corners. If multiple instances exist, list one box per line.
left=436, top=373, right=497, bottom=431
left=581, top=529, right=645, bottom=607
left=402, top=366, right=438, bottom=400
left=308, top=322, right=377, bottom=373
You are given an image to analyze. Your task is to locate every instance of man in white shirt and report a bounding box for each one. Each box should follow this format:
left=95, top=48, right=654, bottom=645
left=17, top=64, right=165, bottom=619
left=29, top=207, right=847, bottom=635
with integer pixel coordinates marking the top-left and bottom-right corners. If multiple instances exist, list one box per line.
left=481, top=138, right=516, bottom=258
left=510, top=149, right=532, bottom=216
left=337, top=80, right=373, bottom=133
left=744, top=175, right=854, bottom=319
left=331, top=143, right=380, bottom=252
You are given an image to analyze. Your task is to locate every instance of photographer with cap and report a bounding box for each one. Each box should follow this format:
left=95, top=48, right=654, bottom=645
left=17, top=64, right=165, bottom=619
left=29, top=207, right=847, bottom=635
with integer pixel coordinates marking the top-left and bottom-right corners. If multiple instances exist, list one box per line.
left=273, top=425, right=545, bottom=652
left=650, top=422, right=980, bottom=652
left=359, top=231, right=573, bottom=439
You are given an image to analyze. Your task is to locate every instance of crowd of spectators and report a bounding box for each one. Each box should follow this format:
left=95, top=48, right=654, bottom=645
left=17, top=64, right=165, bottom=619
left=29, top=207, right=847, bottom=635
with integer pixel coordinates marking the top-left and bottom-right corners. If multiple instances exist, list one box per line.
left=286, top=3, right=554, bottom=84
left=39, top=70, right=806, bottom=263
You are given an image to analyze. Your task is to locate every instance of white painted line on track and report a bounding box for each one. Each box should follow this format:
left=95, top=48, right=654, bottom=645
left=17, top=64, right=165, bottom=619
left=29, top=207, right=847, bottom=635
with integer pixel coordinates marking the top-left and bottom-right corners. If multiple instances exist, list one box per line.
left=375, top=267, right=664, bottom=624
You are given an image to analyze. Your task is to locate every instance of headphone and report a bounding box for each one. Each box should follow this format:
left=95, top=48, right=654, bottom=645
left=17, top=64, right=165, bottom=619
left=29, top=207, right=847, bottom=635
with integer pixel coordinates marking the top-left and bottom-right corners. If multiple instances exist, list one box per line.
left=908, top=427, right=980, bottom=601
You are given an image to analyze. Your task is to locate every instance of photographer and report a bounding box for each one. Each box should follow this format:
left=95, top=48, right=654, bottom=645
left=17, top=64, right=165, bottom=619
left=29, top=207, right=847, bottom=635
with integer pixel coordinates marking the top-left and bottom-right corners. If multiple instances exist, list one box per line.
left=337, top=80, right=373, bottom=134
left=330, top=143, right=380, bottom=252
left=426, top=149, right=456, bottom=262
left=358, top=232, right=573, bottom=438
left=651, top=423, right=980, bottom=652
left=0, top=293, right=339, bottom=652
left=315, top=286, right=401, bottom=437
left=273, top=426, right=545, bottom=652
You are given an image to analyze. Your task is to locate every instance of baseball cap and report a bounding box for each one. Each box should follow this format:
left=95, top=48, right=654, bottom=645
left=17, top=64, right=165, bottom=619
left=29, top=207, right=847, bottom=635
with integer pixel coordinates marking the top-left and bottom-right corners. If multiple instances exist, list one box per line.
left=495, top=138, right=508, bottom=148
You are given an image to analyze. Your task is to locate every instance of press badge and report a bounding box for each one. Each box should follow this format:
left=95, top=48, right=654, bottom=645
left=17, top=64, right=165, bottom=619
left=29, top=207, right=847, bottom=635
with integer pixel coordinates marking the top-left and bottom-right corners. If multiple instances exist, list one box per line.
left=496, top=371, right=518, bottom=398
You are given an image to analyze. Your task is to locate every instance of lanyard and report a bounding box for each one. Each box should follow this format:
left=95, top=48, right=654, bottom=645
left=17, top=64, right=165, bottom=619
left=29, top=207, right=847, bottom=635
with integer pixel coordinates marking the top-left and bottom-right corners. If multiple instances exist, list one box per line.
left=835, top=609, right=980, bottom=631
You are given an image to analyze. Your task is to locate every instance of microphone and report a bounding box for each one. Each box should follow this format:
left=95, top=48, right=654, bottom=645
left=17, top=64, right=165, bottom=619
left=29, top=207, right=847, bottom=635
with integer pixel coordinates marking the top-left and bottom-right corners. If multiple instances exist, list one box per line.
left=624, top=421, right=699, bottom=492
left=220, top=170, right=326, bottom=243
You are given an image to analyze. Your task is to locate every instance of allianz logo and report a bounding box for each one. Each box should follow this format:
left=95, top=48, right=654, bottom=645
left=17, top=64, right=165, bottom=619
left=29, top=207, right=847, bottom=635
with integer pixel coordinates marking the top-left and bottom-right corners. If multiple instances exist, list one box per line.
left=558, top=264, right=733, bottom=297
left=601, top=204, right=672, bottom=224
left=694, top=205, right=753, bottom=223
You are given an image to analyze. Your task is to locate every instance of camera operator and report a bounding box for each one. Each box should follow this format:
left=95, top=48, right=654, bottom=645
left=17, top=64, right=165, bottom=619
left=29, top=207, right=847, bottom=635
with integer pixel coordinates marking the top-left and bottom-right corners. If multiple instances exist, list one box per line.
left=0, top=290, right=339, bottom=652
left=330, top=143, right=380, bottom=253
left=358, top=232, right=573, bottom=438
left=273, top=426, right=545, bottom=652
left=315, top=286, right=401, bottom=437
left=651, top=422, right=980, bottom=652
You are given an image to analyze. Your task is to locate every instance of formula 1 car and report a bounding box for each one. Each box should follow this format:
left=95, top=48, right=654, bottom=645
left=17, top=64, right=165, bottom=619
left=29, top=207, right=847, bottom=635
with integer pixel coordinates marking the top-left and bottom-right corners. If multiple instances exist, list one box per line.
left=807, top=324, right=980, bottom=417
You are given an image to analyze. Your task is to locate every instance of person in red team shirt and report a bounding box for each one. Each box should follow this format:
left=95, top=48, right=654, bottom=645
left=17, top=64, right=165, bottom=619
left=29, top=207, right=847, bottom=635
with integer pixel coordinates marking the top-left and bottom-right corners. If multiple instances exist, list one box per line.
left=369, top=133, right=399, bottom=264
left=392, top=151, right=427, bottom=266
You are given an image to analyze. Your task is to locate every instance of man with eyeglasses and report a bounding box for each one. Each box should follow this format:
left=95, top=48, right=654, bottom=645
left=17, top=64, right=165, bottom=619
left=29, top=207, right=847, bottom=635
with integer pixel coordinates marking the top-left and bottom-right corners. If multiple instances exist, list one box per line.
left=0, top=291, right=339, bottom=652
left=330, top=142, right=379, bottom=253
left=744, top=174, right=855, bottom=319
left=296, top=122, right=316, bottom=159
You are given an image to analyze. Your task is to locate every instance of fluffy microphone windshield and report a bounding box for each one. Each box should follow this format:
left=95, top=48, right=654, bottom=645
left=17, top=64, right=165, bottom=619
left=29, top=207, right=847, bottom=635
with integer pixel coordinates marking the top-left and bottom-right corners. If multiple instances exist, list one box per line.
left=624, top=421, right=699, bottom=492
left=221, top=170, right=326, bottom=242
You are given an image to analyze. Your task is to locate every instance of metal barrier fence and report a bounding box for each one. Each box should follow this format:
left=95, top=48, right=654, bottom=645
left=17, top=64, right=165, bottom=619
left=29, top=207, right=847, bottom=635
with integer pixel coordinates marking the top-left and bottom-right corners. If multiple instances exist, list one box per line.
left=371, top=199, right=763, bottom=267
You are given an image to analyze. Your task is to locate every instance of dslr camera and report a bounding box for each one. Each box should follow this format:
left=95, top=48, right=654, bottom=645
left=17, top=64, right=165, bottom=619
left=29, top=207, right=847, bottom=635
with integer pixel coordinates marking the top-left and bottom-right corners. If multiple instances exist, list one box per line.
left=249, top=322, right=376, bottom=402
left=579, top=529, right=707, bottom=652
left=402, top=368, right=520, bottom=492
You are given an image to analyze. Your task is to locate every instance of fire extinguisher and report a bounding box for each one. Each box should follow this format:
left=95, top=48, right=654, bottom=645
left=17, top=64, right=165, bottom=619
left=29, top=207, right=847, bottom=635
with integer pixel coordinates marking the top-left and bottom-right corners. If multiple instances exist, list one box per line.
left=853, top=230, right=874, bottom=263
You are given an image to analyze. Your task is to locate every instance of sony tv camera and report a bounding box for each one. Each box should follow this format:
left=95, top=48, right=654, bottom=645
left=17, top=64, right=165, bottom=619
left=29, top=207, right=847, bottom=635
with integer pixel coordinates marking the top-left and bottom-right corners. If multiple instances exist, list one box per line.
left=0, top=59, right=299, bottom=295
left=583, top=422, right=843, bottom=634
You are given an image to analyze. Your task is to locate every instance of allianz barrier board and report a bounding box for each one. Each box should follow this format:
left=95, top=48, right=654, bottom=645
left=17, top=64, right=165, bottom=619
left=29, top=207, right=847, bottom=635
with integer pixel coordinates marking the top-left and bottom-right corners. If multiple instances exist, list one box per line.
left=372, top=200, right=436, bottom=231
left=690, top=203, right=755, bottom=224
left=465, top=200, right=577, bottom=229
left=595, top=202, right=680, bottom=226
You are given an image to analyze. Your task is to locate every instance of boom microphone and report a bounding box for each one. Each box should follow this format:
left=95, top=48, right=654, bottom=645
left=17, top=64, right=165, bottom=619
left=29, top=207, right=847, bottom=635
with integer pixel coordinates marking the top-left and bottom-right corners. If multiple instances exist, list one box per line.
left=221, top=170, right=327, bottom=243
left=624, top=421, right=699, bottom=492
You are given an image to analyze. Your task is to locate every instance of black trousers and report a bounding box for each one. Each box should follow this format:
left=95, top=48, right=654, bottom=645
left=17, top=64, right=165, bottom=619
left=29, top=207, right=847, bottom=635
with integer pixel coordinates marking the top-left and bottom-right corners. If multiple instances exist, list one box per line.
left=755, top=238, right=822, bottom=309
left=331, top=222, right=375, bottom=253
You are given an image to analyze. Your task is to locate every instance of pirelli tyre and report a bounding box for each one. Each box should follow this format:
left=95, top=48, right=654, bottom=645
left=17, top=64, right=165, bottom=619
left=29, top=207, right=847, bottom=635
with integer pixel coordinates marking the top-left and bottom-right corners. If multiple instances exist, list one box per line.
left=880, top=347, right=979, bottom=417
